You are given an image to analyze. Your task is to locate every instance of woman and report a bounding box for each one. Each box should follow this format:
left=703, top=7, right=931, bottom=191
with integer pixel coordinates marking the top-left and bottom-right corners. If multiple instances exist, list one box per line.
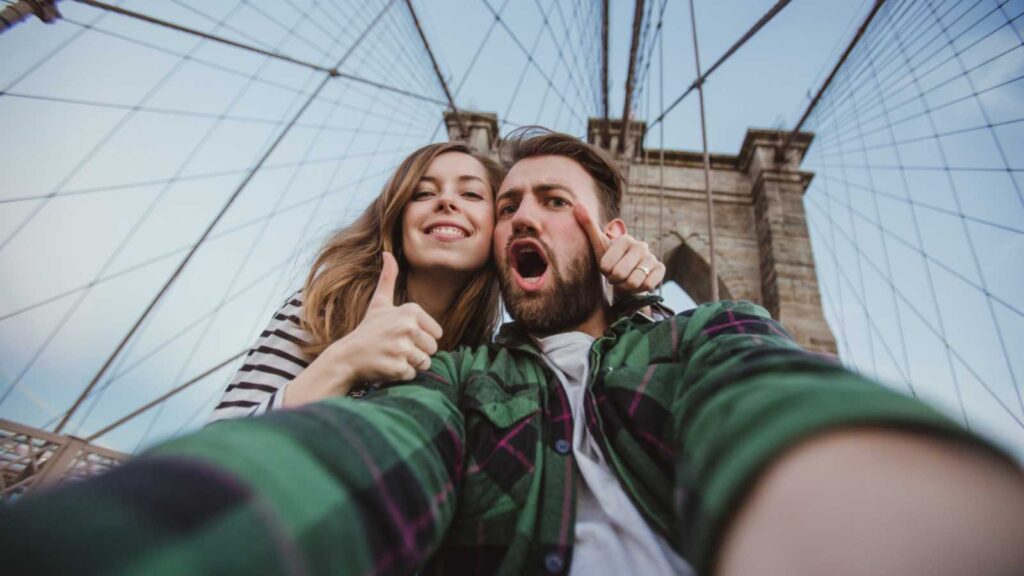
left=210, top=141, right=663, bottom=422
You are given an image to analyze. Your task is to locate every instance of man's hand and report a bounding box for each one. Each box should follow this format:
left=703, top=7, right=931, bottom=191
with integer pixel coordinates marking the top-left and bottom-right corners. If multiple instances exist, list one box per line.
left=574, top=203, right=665, bottom=294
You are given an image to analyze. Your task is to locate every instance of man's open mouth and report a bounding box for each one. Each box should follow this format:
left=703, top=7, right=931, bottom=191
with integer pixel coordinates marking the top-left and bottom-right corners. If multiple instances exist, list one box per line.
left=510, top=240, right=549, bottom=292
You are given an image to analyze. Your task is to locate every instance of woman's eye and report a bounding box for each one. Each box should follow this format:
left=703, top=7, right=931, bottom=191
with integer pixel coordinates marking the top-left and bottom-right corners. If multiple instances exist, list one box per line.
left=462, top=191, right=483, bottom=200
left=412, top=191, right=434, bottom=200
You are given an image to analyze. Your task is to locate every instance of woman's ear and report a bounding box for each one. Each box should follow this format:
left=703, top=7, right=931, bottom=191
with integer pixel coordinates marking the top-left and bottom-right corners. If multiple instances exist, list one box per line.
left=604, top=218, right=627, bottom=240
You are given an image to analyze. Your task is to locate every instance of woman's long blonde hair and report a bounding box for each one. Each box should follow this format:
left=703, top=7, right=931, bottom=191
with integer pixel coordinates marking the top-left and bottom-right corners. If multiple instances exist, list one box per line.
left=300, top=142, right=504, bottom=357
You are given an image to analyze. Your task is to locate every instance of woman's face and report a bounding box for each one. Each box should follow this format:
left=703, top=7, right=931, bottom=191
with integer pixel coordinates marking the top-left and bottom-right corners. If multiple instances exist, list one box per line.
left=401, top=152, right=495, bottom=278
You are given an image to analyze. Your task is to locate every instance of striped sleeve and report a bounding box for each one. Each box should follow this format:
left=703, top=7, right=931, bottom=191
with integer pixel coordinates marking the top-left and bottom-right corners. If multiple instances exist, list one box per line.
left=209, top=293, right=314, bottom=423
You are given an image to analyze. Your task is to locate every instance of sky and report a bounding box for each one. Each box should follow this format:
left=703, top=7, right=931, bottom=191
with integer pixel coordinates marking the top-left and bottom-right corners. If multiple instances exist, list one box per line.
left=0, top=0, right=1021, bottom=459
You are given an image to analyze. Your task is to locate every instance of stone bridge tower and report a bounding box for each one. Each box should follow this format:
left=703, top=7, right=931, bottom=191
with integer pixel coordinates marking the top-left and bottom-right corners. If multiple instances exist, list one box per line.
left=446, top=112, right=837, bottom=355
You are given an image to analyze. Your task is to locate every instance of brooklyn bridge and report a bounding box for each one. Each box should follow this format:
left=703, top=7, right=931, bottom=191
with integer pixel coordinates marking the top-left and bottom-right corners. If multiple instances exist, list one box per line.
left=0, top=0, right=1021, bottom=498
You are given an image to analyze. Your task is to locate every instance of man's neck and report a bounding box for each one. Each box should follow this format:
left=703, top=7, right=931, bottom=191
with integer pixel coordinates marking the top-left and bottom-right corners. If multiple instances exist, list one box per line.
left=529, top=305, right=610, bottom=340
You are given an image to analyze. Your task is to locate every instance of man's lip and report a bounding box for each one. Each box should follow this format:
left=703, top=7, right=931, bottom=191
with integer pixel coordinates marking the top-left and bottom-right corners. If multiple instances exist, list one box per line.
left=512, top=267, right=548, bottom=292
left=508, top=238, right=549, bottom=293
left=508, top=238, right=548, bottom=263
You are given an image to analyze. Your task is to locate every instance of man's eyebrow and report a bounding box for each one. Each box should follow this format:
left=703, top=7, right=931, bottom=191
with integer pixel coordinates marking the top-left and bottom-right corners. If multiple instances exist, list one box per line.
left=497, top=183, right=578, bottom=202
left=496, top=187, right=522, bottom=202
left=535, top=182, right=578, bottom=199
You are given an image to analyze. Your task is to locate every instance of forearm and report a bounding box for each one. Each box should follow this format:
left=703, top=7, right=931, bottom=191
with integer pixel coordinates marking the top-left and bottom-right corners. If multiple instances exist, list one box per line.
left=667, top=301, right=1016, bottom=573
left=0, top=383, right=465, bottom=576
left=281, top=354, right=356, bottom=407
left=717, top=427, right=1024, bottom=576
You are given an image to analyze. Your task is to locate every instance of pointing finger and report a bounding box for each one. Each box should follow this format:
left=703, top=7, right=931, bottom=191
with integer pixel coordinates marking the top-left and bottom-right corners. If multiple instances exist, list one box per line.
left=573, top=203, right=609, bottom=259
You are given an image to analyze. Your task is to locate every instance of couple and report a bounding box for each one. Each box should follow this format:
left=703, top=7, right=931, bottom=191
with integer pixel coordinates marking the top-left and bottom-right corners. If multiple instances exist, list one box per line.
left=3, top=130, right=1023, bottom=576
left=210, top=130, right=665, bottom=422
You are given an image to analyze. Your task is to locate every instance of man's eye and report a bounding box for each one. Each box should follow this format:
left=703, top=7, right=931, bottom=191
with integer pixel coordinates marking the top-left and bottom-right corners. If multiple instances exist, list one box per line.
left=498, top=204, right=517, bottom=216
left=549, top=198, right=570, bottom=208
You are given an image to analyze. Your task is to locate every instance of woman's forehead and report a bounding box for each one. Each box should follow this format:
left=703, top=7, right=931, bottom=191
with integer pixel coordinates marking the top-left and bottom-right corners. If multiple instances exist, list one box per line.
left=423, top=151, right=488, bottom=181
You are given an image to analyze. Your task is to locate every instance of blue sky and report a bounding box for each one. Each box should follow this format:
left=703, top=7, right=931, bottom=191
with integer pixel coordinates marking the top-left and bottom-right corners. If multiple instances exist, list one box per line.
left=0, top=0, right=1021, bottom=459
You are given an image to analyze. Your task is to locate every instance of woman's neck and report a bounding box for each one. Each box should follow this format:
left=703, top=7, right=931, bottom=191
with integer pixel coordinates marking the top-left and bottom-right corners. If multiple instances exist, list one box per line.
left=404, top=268, right=468, bottom=324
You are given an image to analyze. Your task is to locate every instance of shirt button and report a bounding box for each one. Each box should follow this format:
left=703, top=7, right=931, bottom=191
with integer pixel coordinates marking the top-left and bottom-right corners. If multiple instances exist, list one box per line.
left=544, top=552, right=564, bottom=573
left=554, top=439, right=571, bottom=455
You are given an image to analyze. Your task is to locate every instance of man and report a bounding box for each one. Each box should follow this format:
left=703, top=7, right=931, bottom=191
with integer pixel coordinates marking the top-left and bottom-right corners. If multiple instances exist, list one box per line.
left=2, top=130, right=1022, bottom=576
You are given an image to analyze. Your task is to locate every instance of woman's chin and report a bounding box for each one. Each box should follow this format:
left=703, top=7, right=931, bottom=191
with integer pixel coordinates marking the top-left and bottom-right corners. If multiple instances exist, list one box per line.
left=407, top=256, right=489, bottom=279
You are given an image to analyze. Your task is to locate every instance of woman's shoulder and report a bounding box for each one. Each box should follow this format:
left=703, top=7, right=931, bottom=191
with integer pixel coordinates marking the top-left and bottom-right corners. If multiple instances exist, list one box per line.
left=267, top=289, right=305, bottom=325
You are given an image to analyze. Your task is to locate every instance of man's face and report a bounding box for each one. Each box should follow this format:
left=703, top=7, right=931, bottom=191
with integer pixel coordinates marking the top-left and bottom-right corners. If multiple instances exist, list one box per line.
left=493, top=155, right=607, bottom=335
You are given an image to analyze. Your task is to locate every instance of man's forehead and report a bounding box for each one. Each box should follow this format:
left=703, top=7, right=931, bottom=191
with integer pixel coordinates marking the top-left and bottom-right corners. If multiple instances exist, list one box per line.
left=499, top=155, right=597, bottom=198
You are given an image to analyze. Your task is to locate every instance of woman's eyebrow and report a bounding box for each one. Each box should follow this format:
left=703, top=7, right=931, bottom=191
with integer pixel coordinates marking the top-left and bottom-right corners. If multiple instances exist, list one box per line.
left=420, top=175, right=485, bottom=185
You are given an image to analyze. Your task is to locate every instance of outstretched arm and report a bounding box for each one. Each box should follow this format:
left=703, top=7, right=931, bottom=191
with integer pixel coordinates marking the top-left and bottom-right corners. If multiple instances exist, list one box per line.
left=1, top=357, right=466, bottom=576
left=667, top=301, right=1022, bottom=575
left=717, top=426, right=1024, bottom=576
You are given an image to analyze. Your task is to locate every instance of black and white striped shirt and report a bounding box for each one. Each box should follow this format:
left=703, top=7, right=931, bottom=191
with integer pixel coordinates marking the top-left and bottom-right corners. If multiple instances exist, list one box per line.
left=209, top=293, right=313, bottom=423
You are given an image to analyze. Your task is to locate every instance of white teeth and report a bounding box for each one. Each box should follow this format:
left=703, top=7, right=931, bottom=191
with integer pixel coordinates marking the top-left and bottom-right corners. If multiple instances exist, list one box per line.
left=429, top=226, right=467, bottom=237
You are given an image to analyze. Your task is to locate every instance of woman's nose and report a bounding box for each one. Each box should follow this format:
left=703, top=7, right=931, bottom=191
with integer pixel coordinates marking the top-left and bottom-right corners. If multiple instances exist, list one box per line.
left=435, top=193, right=458, bottom=213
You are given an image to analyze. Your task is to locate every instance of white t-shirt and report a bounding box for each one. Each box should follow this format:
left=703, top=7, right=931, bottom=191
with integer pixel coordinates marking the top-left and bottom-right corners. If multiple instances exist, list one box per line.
left=535, top=332, right=694, bottom=576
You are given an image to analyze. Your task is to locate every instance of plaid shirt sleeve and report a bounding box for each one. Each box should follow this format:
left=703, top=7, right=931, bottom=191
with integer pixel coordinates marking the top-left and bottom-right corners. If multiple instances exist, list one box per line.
left=0, top=353, right=468, bottom=576
left=665, top=301, right=1004, bottom=572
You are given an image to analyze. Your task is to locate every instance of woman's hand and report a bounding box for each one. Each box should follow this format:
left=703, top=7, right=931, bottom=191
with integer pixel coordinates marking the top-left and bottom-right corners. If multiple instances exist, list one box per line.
left=573, top=204, right=666, bottom=295
left=283, top=252, right=442, bottom=407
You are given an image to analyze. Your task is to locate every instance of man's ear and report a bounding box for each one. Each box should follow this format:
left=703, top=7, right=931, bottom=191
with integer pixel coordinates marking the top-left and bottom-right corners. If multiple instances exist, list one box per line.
left=604, top=218, right=627, bottom=240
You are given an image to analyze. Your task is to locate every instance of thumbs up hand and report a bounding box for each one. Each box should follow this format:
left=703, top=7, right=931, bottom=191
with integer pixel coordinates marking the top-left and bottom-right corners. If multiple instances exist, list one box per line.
left=574, top=204, right=665, bottom=295
left=282, top=252, right=443, bottom=408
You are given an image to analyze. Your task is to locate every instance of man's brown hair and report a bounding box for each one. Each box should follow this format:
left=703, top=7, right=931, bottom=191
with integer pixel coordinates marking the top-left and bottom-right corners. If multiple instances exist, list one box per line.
left=501, top=127, right=624, bottom=221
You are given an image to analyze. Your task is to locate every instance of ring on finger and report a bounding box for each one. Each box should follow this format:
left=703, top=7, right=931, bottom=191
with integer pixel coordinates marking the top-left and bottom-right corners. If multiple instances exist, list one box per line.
left=415, top=352, right=431, bottom=370
left=632, top=264, right=651, bottom=277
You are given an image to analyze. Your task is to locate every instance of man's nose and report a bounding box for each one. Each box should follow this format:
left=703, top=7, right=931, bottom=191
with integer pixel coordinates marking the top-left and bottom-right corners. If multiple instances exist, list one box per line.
left=510, top=198, right=541, bottom=235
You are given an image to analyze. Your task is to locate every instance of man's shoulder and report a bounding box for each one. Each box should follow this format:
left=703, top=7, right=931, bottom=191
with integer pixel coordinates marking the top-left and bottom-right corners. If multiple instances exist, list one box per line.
left=429, top=339, right=538, bottom=380
left=614, top=300, right=787, bottom=354
left=633, top=299, right=773, bottom=330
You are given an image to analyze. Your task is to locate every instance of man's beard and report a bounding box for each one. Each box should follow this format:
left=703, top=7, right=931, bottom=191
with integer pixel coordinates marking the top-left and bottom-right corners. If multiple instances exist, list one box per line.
left=499, top=239, right=606, bottom=336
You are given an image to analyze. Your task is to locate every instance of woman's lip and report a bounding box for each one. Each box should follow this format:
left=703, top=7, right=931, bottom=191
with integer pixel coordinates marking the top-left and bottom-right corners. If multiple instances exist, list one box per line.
left=424, top=223, right=470, bottom=241
left=426, top=221, right=469, bottom=233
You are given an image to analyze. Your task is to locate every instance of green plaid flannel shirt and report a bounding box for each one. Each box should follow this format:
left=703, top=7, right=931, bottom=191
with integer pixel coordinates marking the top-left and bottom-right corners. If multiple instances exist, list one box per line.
left=2, top=299, right=985, bottom=575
